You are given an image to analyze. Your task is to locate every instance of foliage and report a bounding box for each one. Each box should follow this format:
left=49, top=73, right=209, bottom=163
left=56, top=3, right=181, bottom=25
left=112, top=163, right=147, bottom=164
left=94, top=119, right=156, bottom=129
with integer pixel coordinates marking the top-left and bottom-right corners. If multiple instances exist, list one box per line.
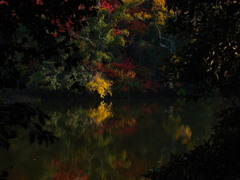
left=162, top=0, right=240, bottom=100
left=28, top=61, right=64, bottom=91
left=0, top=98, right=218, bottom=180
left=1, top=0, right=174, bottom=96
left=0, top=1, right=97, bottom=177
left=25, top=0, right=153, bottom=95
left=0, top=0, right=97, bottom=91
left=28, top=61, right=93, bottom=93
left=144, top=1, right=240, bottom=180
left=73, top=0, right=138, bottom=64
left=86, top=74, right=112, bottom=98
left=97, top=58, right=136, bottom=80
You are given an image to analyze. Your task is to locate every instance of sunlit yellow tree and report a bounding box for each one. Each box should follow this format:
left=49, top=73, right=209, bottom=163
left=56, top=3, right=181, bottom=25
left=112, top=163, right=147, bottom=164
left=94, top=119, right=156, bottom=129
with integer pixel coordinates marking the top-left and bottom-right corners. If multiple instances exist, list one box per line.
left=86, top=74, right=112, bottom=98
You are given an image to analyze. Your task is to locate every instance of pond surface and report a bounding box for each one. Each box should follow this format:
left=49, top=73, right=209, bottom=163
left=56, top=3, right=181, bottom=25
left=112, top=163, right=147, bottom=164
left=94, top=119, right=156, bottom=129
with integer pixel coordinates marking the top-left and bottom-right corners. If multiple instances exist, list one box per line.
left=0, top=97, right=221, bottom=180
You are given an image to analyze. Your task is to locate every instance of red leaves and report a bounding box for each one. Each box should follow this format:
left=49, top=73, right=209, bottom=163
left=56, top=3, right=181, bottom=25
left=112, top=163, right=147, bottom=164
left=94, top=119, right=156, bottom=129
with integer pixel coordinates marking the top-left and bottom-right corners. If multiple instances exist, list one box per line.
left=50, top=160, right=89, bottom=180
left=36, top=0, right=43, bottom=5
left=0, top=1, right=8, bottom=5
left=126, top=20, right=148, bottom=35
left=100, top=0, right=114, bottom=12
left=122, top=59, right=136, bottom=71
left=95, top=58, right=136, bottom=80
left=112, top=58, right=136, bottom=71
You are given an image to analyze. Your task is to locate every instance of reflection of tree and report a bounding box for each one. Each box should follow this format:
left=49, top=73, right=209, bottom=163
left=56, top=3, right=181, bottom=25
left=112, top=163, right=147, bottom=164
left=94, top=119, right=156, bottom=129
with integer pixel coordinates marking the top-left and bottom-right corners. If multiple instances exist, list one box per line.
left=0, top=103, right=57, bottom=149
left=163, top=111, right=192, bottom=145
left=174, top=125, right=192, bottom=144
left=0, top=98, right=218, bottom=180
left=86, top=101, right=113, bottom=125
left=49, top=160, right=89, bottom=180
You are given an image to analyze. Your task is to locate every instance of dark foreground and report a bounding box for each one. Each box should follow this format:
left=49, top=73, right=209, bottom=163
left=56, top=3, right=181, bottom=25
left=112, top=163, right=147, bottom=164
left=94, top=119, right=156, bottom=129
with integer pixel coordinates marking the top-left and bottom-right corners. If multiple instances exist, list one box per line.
left=145, top=106, right=240, bottom=180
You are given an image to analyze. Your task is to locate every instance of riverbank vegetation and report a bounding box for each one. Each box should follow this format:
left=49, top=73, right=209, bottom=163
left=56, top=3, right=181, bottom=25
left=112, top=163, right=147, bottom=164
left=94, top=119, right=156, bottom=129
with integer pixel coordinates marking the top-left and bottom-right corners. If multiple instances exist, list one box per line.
left=1, top=0, right=177, bottom=99
left=144, top=0, right=240, bottom=179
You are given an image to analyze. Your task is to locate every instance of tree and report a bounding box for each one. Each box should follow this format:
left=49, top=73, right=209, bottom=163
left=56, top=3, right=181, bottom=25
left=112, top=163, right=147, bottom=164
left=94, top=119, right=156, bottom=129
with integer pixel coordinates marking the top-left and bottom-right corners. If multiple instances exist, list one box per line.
left=162, top=0, right=240, bottom=101
left=0, top=0, right=97, bottom=91
left=0, top=1, right=98, bottom=178
left=144, top=1, right=240, bottom=179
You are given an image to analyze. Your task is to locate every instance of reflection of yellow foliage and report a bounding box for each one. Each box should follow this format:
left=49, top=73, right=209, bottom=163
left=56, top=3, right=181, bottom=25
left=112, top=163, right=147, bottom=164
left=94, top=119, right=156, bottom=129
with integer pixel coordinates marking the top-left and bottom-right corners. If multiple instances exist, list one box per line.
left=86, top=74, right=112, bottom=98
left=175, top=125, right=192, bottom=144
left=117, top=117, right=137, bottom=128
left=108, top=150, right=132, bottom=169
left=86, top=101, right=113, bottom=124
left=163, top=112, right=192, bottom=145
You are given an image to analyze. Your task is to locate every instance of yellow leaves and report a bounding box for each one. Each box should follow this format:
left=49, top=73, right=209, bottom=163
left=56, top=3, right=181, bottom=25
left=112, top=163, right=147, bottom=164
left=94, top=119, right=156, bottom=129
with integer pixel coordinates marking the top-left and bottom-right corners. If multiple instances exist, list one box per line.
left=86, top=74, right=112, bottom=98
left=86, top=101, right=113, bottom=124
left=133, top=11, right=151, bottom=21
left=174, top=125, right=192, bottom=144
left=172, top=54, right=181, bottom=63
left=122, top=0, right=144, bottom=6
left=120, top=29, right=130, bottom=36
left=151, top=0, right=173, bottom=25
left=163, top=112, right=192, bottom=145
left=121, top=13, right=134, bottom=21
left=152, top=0, right=166, bottom=8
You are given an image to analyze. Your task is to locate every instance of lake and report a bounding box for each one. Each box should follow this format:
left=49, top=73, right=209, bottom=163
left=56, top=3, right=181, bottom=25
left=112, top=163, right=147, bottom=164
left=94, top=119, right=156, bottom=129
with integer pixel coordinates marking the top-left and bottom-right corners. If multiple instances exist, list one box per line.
left=0, top=97, right=221, bottom=180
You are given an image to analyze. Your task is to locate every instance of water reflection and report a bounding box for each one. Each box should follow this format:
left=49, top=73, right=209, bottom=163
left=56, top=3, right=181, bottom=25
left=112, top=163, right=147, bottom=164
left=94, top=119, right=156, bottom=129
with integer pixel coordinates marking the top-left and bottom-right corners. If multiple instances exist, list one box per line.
left=0, top=98, right=220, bottom=180
left=86, top=101, right=113, bottom=125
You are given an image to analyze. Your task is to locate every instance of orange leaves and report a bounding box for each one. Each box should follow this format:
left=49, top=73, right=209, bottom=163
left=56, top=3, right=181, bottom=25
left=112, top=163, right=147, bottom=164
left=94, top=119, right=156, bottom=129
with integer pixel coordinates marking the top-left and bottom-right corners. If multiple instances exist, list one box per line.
left=113, top=28, right=122, bottom=35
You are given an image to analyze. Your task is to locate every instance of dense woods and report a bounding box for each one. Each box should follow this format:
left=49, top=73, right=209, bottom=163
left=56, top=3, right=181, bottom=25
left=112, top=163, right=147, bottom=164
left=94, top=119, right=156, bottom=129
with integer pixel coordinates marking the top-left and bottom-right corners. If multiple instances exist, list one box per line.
left=1, top=0, right=175, bottom=98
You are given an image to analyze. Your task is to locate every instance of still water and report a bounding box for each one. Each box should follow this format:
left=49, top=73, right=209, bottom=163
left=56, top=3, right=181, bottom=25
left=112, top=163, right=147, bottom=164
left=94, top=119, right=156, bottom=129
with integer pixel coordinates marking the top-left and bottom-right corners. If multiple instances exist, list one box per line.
left=0, top=97, right=220, bottom=180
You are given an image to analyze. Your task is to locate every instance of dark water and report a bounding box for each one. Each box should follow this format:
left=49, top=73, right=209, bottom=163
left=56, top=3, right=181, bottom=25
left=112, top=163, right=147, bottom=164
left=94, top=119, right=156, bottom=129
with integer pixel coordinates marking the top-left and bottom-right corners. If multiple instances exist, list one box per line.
left=0, top=97, right=221, bottom=180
